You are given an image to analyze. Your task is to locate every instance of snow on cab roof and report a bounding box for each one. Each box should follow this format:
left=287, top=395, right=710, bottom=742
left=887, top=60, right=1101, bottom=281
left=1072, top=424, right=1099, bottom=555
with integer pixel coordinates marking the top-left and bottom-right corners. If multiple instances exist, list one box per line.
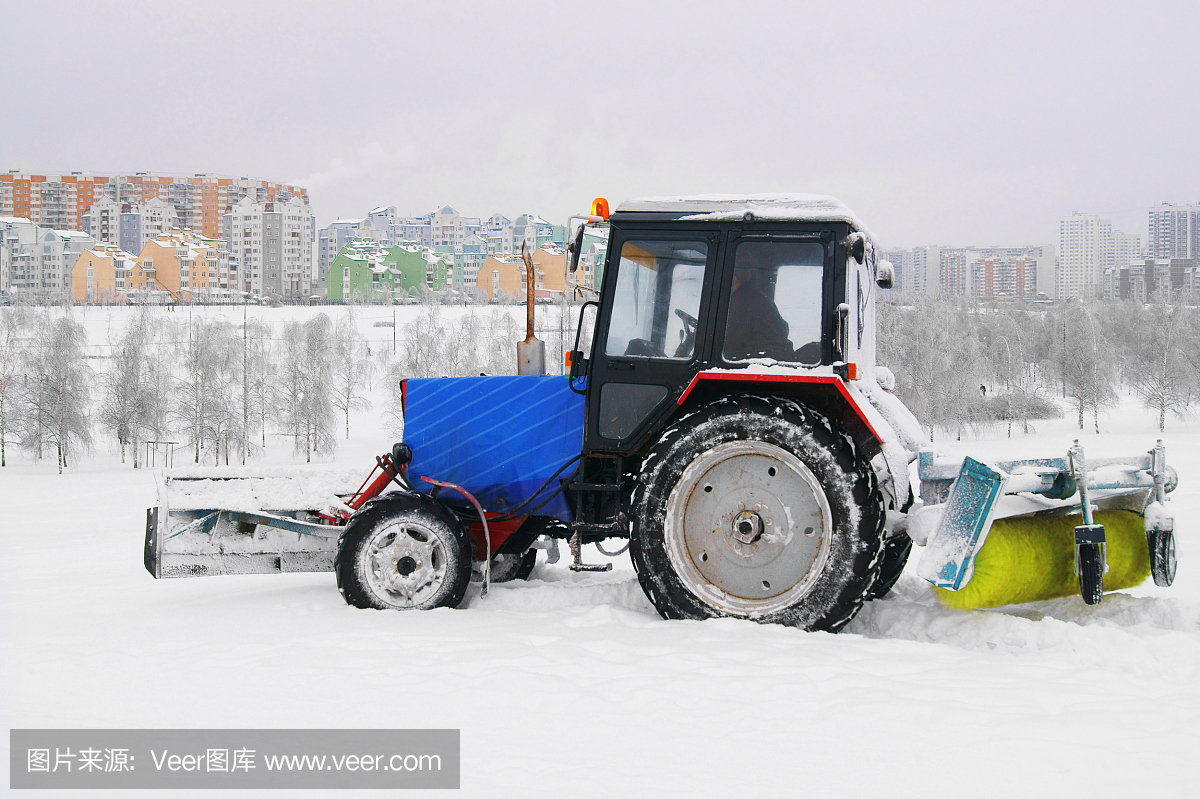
left=616, top=194, right=870, bottom=234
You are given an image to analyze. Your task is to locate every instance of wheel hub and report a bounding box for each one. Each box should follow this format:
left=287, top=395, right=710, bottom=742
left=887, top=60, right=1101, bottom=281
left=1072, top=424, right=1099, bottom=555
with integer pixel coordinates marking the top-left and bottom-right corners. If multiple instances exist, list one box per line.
left=665, top=440, right=832, bottom=615
left=362, top=523, right=448, bottom=607
left=731, top=509, right=765, bottom=544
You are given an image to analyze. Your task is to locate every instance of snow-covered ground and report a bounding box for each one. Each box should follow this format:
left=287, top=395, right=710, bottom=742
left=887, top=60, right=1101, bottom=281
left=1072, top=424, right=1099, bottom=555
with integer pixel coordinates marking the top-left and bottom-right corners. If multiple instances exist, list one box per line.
left=4, top=305, right=1200, bottom=798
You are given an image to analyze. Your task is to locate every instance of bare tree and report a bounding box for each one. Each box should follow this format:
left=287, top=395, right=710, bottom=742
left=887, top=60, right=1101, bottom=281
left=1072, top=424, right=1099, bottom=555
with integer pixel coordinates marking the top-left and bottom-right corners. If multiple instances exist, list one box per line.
left=1054, top=301, right=1117, bottom=433
left=1126, top=301, right=1196, bottom=432
left=174, top=317, right=240, bottom=464
left=331, top=312, right=373, bottom=438
left=0, top=303, right=32, bottom=467
left=280, top=314, right=335, bottom=461
left=18, top=311, right=93, bottom=473
left=206, top=322, right=243, bottom=466
left=244, top=317, right=275, bottom=451
left=482, top=309, right=519, bottom=376
left=402, top=304, right=447, bottom=379
left=97, top=306, right=170, bottom=466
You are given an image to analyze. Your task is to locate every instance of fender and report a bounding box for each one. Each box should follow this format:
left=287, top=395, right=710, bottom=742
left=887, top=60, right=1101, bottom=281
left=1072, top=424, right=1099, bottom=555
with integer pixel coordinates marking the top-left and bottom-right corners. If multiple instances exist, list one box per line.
left=675, top=370, right=884, bottom=457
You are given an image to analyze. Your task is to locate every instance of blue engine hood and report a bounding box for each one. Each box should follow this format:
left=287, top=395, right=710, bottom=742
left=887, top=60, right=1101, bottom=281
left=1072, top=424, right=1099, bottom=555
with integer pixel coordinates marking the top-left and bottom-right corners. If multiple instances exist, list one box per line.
left=403, top=375, right=586, bottom=521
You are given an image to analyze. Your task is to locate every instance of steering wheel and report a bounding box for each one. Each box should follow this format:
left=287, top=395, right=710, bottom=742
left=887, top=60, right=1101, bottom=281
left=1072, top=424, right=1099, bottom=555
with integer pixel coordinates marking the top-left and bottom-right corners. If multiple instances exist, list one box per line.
left=673, top=308, right=699, bottom=358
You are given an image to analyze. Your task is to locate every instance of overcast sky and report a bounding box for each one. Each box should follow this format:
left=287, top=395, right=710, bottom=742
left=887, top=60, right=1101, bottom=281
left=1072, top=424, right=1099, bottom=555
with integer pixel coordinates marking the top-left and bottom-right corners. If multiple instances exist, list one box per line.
left=3, top=1, right=1197, bottom=248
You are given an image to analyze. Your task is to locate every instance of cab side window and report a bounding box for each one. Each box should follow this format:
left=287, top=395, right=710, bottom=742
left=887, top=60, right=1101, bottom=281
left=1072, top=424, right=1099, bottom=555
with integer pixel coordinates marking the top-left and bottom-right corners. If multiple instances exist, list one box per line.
left=723, top=240, right=824, bottom=365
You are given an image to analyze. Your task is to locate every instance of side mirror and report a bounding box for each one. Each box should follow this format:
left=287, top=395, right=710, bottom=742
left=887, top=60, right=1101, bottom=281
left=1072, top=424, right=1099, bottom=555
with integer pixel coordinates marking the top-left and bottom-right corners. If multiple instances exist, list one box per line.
left=568, top=222, right=586, bottom=273
left=847, top=232, right=866, bottom=264
left=876, top=260, right=895, bottom=289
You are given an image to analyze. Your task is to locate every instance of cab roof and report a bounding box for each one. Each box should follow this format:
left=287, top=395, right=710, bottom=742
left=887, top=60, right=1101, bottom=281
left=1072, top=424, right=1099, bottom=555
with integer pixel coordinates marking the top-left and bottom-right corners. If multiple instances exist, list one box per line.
left=614, top=194, right=867, bottom=233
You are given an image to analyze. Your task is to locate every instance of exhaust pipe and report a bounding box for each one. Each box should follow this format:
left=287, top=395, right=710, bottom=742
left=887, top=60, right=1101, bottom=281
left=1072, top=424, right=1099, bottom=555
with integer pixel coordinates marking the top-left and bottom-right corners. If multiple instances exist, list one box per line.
left=517, top=241, right=545, bottom=375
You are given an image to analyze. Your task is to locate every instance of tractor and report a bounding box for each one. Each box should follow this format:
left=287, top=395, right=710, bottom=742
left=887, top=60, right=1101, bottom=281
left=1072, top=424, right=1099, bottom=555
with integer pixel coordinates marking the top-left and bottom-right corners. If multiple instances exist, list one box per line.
left=145, top=195, right=1179, bottom=632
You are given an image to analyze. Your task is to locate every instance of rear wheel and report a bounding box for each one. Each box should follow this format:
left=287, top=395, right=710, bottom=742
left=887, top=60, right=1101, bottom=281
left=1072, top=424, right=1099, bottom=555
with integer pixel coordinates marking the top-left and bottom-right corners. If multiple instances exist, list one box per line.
left=335, top=496, right=472, bottom=610
left=630, top=395, right=886, bottom=632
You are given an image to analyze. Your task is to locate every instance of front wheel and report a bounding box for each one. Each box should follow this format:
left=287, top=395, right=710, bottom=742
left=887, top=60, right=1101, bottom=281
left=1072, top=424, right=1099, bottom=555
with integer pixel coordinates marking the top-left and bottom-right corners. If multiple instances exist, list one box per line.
left=630, top=395, right=886, bottom=632
left=335, top=495, right=472, bottom=610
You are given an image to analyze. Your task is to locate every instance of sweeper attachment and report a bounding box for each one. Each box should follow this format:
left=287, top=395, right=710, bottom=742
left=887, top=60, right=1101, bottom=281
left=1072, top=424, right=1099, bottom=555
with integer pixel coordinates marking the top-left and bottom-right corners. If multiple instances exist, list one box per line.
left=143, top=195, right=1185, bottom=632
left=912, top=441, right=1177, bottom=609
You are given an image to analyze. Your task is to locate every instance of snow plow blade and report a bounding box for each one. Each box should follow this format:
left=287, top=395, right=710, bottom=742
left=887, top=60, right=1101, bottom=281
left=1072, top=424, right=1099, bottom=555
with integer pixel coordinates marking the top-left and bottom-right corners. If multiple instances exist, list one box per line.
left=143, top=467, right=365, bottom=579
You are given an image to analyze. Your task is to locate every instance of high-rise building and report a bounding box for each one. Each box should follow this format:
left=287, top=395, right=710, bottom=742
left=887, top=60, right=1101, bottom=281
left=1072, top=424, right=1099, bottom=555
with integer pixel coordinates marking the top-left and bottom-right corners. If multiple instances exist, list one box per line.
left=1058, top=212, right=1119, bottom=299
left=221, top=197, right=314, bottom=298
left=880, top=246, right=942, bottom=295
left=1148, top=202, right=1200, bottom=260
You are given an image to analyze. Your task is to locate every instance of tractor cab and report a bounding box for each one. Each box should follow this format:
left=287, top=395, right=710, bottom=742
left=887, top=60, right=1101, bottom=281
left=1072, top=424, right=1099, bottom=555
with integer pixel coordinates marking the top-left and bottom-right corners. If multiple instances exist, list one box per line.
left=570, top=195, right=885, bottom=459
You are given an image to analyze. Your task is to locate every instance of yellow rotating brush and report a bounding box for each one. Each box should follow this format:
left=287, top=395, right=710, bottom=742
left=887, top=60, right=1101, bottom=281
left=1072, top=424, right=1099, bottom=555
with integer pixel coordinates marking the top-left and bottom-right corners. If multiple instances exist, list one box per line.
left=935, top=510, right=1151, bottom=610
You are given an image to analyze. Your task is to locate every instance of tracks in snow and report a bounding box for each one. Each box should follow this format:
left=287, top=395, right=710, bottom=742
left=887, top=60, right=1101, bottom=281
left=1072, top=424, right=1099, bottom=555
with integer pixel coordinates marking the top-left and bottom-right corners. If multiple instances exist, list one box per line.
left=847, top=576, right=1200, bottom=683
left=465, top=566, right=1200, bottom=683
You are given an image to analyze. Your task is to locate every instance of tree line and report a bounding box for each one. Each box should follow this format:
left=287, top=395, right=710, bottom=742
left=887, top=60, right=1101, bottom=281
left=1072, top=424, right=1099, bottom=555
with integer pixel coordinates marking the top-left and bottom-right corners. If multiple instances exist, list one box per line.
left=0, top=302, right=566, bottom=471
left=877, top=295, right=1200, bottom=439
left=6, top=295, right=1195, bottom=471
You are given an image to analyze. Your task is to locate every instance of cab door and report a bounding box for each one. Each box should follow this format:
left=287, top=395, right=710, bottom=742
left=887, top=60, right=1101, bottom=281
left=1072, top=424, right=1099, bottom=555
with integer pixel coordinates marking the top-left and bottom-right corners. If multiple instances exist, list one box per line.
left=584, top=231, right=718, bottom=454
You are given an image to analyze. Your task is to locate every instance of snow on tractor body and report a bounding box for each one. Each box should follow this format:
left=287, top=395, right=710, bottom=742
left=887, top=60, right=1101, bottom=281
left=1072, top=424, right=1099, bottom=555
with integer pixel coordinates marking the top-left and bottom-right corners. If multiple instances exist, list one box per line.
left=145, top=195, right=1179, bottom=631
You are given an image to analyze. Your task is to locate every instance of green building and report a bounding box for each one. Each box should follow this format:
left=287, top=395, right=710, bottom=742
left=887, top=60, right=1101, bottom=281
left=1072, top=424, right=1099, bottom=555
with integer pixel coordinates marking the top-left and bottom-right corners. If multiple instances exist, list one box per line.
left=326, top=239, right=451, bottom=301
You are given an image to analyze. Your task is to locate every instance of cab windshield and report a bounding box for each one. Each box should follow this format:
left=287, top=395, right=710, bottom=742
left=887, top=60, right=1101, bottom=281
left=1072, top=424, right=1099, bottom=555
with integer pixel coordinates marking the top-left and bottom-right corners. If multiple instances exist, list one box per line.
left=605, top=239, right=709, bottom=360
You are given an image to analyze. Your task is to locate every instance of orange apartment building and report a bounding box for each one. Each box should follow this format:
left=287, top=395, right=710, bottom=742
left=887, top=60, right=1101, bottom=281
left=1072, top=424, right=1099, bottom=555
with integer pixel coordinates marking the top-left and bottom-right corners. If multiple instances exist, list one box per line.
left=475, top=246, right=568, bottom=302
left=71, top=246, right=157, bottom=304
left=139, top=230, right=223, bottom=300
left=0, top=172, right=308, bottom=240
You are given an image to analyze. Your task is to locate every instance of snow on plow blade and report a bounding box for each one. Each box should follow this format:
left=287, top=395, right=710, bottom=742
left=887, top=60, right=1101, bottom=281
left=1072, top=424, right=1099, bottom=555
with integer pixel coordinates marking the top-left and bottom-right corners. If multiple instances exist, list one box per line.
left=143, top=467, right=366, bottom=579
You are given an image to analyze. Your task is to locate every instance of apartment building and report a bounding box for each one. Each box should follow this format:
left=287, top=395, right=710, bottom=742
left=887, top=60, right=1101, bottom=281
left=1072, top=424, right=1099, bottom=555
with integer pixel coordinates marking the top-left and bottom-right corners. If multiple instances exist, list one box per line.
left=71, top=246, right=155, bottom=304
left=1, top=172, right=309, bottom=241
left=139, top=230, right=223, bottom=300
left=430, top=206, right=482, bottom=248
left=221, top=197, right=314, bottom=299
left=1148, top=202, right=1200, bottom=260
left=2, top=223, right=96, bottom=302
left=1, top=217, right=39, bottom=295
left=506, top=214, right=556, bottom=255
left=83, top=197, right=180, bottom=253
left=1104, top=258, right=1196, bottom=302
left=317, top=218, right=388, bottom=294
left=881, top=244, right=1054, bottom=300
left=434, top=233, right=488, bottom=290
left=1055, top=212, right=1142, bottom=299
left=476, top=246, right=567, bottom=302
left=326, top=240, right=450, bottom=302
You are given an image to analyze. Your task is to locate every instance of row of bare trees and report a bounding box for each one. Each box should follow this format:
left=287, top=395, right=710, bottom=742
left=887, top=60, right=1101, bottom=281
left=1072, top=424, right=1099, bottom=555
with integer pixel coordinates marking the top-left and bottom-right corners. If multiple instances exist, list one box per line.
left=878, top=295, right=1200, bottom=438
left=0, top=302, right=549, bottom=470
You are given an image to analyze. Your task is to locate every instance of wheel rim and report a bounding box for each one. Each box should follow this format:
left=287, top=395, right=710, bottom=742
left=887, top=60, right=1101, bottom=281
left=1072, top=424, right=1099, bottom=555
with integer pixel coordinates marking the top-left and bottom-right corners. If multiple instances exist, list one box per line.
left=359, top=520, right=449, bottom=609
left=664, top=440, right=832, bottom=616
